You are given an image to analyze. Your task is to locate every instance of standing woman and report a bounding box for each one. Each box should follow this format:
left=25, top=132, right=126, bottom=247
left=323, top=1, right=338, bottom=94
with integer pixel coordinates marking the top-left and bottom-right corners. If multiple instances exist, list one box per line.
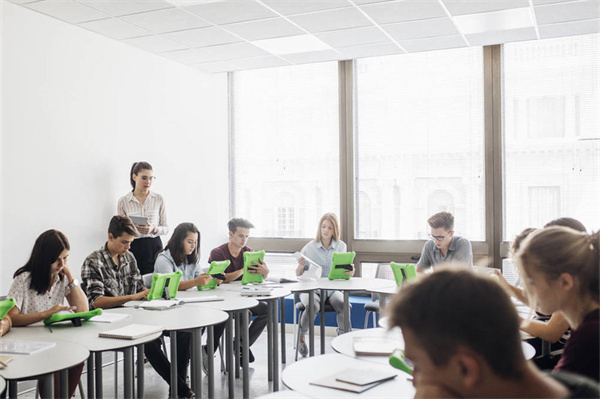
left=7, top=230, right=88, bottom=397
left=516, top=226, right=599, bottom=381
left=118, top=161, right=168, bottom=275
left=295, top=213, right=354, bottom=357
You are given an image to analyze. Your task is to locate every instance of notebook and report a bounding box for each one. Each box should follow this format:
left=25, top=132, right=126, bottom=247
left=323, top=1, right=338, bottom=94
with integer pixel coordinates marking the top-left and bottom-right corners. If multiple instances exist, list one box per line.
left=0, top=340, right=56, bottom=355
left=240, top=286, right=273, bottom=296
left=179, top=296, right=225, bottom=303
left=137, top=299, right=181, bottom=310
left=310, top=368, right=396, bottom=393
left=99, top=324, right=164, bottom=340
left=353, top=336, right=399, bottom=356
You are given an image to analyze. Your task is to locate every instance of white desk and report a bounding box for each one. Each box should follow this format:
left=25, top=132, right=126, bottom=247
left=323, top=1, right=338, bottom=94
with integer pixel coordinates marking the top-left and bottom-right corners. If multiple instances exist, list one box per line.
left=282, top=353, right=415, bottom=398
left=365, top=285, right=399, bottom=316
left=0, top=339, right=89, bottom=399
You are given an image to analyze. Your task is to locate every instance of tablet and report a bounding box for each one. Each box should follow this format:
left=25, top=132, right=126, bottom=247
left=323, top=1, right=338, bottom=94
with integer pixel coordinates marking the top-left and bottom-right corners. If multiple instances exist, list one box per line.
left=0, top=298, right=15, bottom=319
left=44, top=309, right=103, bottom=327
left=389, top=262, right=417, bottom=286
left=129, top=215, right=148, bottom=226
left=147, top=271, right=182, bottom=301
left=328, top=251, right=356, bottom=280
left=242, top=250, right=265, bottom=285
left=198, top=260, right=230, bottom=290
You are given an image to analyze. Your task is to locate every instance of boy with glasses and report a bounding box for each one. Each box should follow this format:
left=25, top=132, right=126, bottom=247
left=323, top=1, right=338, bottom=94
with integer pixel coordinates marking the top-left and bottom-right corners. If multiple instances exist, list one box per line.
left=416, top=212, right=472, bottom=272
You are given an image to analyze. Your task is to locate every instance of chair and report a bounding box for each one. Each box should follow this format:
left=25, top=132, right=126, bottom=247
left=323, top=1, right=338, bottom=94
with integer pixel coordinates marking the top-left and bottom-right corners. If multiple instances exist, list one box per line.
left=390, top=262, right=417, bottom=286
left=294, top=293, right=336, bottom=361
left=363, top=263, right=395, bottom=329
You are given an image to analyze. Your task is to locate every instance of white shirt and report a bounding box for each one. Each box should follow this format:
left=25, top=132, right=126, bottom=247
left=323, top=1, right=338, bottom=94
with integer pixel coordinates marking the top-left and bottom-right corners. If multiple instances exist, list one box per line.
left=117, top=191, right=168, bottom=238
left=7, top=272, right=71, bottom=314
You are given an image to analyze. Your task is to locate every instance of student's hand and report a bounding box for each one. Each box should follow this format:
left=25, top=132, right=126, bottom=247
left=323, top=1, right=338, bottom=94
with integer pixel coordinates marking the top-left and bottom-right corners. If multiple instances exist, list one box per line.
left=197, top=274, right=211, bottom=287
left=43, top=304, right=76, bottom=319
left=492, top=269, right=511, bottom=290
left=250, top=260, right=269, bottom=277
left=137, top=223, right=154, bottom=235
left=344, top=264, right=355, bottom=276
left=133, top=288, right=150, bottom=301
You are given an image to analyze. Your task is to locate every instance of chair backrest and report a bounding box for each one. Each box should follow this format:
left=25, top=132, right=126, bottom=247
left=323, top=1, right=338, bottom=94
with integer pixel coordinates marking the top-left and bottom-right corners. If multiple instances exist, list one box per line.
left=390, top=263, right=417, bottom=286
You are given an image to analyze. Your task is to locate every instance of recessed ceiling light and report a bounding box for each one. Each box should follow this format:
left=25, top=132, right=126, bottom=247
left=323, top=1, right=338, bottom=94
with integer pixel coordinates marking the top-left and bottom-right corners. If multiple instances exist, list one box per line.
left=454, top=7, right=534, bottom=34
left=251, top=34, right=332, bottom=55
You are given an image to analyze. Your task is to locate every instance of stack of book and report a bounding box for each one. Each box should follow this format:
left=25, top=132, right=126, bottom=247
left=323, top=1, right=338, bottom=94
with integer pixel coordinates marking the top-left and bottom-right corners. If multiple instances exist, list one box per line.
left=240, top=286, right=273, bottom=297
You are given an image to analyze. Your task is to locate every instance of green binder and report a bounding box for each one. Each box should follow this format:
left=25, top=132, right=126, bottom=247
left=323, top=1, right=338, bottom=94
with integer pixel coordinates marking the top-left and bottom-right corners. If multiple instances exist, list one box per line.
left=147, top=271, right=183, bottom=301
left=389, top=348, right=413, bottom=375
left=0, top=298, right=15, bottom=319
left=44, top=308, right=103, bottom=327
left=328, top=251, right=356, bottom=280
left=198, top=260, right=230, bottom=290
left=242, top=250, right=265, bottom=285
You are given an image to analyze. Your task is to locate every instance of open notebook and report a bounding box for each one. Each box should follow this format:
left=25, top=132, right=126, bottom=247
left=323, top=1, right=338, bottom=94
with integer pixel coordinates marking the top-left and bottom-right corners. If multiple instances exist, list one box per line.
left=310, top=368, right=397, bottom=393
left=99, top=324, right=164, bottom=340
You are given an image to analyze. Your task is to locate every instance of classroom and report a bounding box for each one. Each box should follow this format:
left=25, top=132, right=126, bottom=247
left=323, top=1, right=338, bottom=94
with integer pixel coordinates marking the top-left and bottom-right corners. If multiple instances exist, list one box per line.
left=1, top=0, right=599, bottom=398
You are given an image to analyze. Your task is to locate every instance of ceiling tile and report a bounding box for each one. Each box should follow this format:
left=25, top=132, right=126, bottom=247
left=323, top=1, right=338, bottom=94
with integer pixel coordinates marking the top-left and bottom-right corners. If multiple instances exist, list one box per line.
left=382, top=17, right=459, bottom=41
left=122, top=7, right=210, bottom=34
left=539, top=18, right=600, bottom=38
left=224, top=17, right=304, bottom=41
left=535, top=1, right=600, bottom=25
left=195, top=42, right=270, bottom=62
left=360, top=0, right=447, bottom=24
left=165, top=26, right=242, bottom=48
left=232, top=55, right=291, bottom=70
left=77, top=0, right=173, bottom=17
left=532, top=0, right=582, bottom=5
left=261, top=0, right=351, bottom=16
left=161, top=48, right=208, bottom=63
left=316, top=26, right=389, bottom=48
left=193, top=61, right=241, bottom=73
left=289, top=7, right=372, bottom=33
left=454, top=7, right=534, bottom=34
left=466, top=27, right=537, bottom=46
left=24, top=0, right=109, bottom=24
left=124, top=34, right=188, bottom=52
left=7, top=0, right=40, bottom=4
left=399, top=34, right=467, bottom=52
left=185, top=0, right=276, bottom=25
left=79, top=18, right=152, bottom=39
left=339, top=42, right=402, bottom=59
left=353, top=0, right=395, bottom=4
left=441, top=0, right=530, bottom=16
left=281, top=49, right=341, bottom=64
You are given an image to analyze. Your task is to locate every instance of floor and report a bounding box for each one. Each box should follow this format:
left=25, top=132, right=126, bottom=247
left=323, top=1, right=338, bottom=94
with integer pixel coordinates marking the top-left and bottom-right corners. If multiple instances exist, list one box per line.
left=17, top=330, right=336, bottom=398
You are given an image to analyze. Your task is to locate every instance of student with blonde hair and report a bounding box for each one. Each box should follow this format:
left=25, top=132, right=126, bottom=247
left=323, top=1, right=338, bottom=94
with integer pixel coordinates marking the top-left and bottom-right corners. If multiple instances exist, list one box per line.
left=295, top=213, right=354, bottom=357
left=516, top=226, right=600, bottom=381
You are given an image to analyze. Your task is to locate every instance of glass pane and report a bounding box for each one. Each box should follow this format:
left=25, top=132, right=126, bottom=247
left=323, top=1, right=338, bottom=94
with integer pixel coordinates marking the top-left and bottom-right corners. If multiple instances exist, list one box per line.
left=355, top=47, right=485, bottom=240
left=232, top=62, right=340, bottom=238
left=502, top=34, right=600, bottom=240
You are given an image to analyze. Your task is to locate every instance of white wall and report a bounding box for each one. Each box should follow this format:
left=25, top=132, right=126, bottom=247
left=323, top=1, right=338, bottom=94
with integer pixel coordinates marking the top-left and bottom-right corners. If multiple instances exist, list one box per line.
left=0, top=2, right=230, bottom=294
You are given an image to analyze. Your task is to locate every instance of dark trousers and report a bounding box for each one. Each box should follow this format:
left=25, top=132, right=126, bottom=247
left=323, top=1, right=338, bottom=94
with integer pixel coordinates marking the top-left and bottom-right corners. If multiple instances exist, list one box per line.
left=130, top=236, right=163, bottom=275
left=145, top=332, right=192, bottom=397
left=211, top=301, right=269, bottom=351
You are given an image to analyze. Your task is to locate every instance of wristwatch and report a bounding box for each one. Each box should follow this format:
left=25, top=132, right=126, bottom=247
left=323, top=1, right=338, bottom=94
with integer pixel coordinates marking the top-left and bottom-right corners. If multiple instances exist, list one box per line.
left=68, top=279, right=80, bottom=289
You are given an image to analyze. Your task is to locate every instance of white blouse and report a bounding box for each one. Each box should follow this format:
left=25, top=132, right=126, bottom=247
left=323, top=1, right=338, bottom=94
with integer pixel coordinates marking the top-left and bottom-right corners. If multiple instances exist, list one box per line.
left=7, top=272, right=71, bottom=314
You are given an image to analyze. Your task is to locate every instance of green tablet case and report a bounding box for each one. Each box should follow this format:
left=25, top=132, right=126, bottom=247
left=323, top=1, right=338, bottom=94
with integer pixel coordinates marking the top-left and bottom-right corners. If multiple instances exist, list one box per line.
left=328, top=251, right=356, bottom=280
left=389, top=348, right=413, bottom=375
left=147, top=271, right=183, bottom=301
left=242, top=250, right=265, bottom=285
left=198, top=260, right=230, bottom=290
left=44, top=308, right=103, bottom=327
left=0, top=298, right=15, bottom=319
left=390, top=263, right=417, bottom=286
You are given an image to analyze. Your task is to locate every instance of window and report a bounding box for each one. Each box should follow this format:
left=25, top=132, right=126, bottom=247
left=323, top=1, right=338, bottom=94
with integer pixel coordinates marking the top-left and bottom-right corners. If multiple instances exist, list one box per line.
left=354, top=47, right=486, bottom=241
left=502, top=34, right=600, bottom=240
left=231, top=62, right=340, bottom=238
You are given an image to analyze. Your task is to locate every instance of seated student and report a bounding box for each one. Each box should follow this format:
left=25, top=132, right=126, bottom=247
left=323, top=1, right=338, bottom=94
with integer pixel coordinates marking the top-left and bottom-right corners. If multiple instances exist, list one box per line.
left=81, top=216, right=195, bottom=398
left=295, top=212, right=354, bottom=357
left=7, top=230, right=88, bottom=398
left=388, top=268, right=600, bottom=399
left=207, top=218, right=269, bottom=363
left=416, top=212, right=473, bottom=272
left=517, top=227, right=599, bottom=382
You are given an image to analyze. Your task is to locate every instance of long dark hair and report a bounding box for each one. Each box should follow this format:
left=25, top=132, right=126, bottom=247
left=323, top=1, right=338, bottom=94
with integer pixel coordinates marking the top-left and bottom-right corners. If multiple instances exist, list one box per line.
left=14, top=230, right=70, bottom=294
left=164, top=223, right=200, bottom=266
left=130, top=161, right=153, bottom=191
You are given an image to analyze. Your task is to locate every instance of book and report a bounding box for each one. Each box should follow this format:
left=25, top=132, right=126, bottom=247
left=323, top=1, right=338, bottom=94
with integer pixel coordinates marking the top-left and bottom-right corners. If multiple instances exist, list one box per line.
left=137, top=299, right=181, bottom=310
left=99, top=324, right=164, bottom=340
left=90, top=313, right=130, bottom=323
left=353, top=336, right=399, bottom=356
left=240, top=286, right=273, bottom=296
left=0, top=340, right=56, bottom=355
left=179, top=296, right=225, bottom=303
left=335, top=368, right=398, bottom=386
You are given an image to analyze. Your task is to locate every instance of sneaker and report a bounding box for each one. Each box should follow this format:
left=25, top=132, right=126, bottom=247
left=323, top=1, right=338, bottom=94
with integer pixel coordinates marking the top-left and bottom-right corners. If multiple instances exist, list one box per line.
left=298, top=341, right=308, bottom=358
left=202, top=345, right=209, bottom=375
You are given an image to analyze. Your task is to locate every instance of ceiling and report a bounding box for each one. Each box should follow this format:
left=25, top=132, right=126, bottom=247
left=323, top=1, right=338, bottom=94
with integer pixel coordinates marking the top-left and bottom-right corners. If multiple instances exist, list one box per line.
left=6, top=0, right=600, bottom=73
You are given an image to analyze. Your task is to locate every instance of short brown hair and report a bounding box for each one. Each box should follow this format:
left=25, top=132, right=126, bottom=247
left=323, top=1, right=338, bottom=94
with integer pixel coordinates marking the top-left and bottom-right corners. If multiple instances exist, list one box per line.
left=427, top=211, right=454, bottom=231
left=315, top=213, right=340, bottom=242
left=388, top=268, right=523, bottom=379
left=228, top=218, right=254, bottom=233
left=511, top=227, right=536, bottom=255
left=108, top=215, right=138, bottom=239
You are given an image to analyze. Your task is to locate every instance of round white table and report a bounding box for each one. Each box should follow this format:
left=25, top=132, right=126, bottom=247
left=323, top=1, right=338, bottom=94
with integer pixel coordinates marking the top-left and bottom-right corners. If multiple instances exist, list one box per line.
left=0, top=339, right=89, bottom=399
left=282, top=353, right=415, bottom=398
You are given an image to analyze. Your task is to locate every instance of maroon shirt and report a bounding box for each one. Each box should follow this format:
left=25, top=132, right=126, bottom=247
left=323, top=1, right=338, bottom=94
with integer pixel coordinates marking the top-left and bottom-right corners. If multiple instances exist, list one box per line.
left=554, top=308, right=599, bottom=382
left=208, top=243, right=253, bottom=281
